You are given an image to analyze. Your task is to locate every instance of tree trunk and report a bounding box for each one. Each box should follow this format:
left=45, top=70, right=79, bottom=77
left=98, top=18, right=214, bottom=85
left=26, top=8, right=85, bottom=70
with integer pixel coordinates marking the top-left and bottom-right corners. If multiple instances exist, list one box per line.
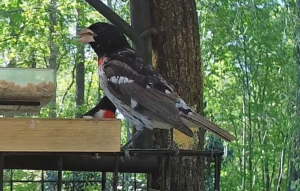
left=149, top=0, right=205, bottom=190
left=75, top=1, right=85, bottom=118
left=48, top=0, right=58, bottom=119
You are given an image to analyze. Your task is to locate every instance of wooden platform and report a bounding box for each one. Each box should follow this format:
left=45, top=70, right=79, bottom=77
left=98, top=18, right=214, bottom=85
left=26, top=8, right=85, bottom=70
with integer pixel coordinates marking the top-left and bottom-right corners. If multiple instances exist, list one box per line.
left=0, top=118, right=121, bottom=152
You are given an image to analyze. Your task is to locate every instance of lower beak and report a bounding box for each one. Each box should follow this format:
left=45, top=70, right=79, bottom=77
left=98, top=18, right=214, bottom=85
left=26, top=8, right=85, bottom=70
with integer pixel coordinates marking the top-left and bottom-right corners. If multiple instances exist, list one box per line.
left=77, top=28, right=95, bottom=43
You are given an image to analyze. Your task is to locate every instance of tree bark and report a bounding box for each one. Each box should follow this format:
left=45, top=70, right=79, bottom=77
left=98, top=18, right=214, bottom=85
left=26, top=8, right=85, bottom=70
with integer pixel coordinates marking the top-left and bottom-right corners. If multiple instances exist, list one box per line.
left=48, top=0, right=58, bottom=119
left=75, top=1, right=85, bottom=118
left=149, top=0, right=205, bottom=190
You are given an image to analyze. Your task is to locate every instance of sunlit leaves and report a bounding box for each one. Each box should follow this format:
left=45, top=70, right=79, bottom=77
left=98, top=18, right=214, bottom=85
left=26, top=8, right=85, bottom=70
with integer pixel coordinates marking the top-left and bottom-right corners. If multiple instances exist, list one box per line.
left=198, top=0, right=297, bottom=190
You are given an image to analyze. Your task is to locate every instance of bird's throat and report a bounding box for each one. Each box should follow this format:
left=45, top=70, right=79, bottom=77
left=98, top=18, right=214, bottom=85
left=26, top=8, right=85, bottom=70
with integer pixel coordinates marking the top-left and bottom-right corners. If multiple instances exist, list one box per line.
left=98, top=57, right=107, bottom=67
left=103, top=110, right=115, bottom=118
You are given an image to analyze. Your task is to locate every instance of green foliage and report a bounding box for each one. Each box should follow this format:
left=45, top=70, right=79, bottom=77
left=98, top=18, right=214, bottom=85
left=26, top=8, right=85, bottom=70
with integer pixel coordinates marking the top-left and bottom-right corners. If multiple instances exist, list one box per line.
left=198, top=0, right=299, bottom=190
left=1, top=0, right=299, bottom=190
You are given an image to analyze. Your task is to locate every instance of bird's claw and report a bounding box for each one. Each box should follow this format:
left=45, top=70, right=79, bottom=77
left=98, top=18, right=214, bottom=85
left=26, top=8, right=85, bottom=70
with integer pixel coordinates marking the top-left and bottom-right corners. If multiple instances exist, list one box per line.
left=154, top=145, right=161, bottom=150
left=95, top=153, right=100, bottom=158
left=140, top=27, right=157, bottom=39
left=124, top=149, right=130, bottom=158
left=121, top=145, right=131, bottom=159
left=167, top=143, right=179, bottom=155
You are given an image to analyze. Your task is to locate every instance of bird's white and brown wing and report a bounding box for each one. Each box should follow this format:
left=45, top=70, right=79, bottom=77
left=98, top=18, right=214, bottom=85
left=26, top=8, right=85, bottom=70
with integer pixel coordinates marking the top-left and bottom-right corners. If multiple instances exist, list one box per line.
left=101, top=58, right=194, bottom=137
left=102, top=53, right=235, bottom=142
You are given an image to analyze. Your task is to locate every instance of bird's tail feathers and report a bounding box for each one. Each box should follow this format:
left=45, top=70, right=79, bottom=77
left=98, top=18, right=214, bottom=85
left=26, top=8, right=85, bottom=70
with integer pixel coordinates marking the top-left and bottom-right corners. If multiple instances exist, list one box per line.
left=180, top=112, right=236, bottom=142
left=173, top=124, right=194, bottom=138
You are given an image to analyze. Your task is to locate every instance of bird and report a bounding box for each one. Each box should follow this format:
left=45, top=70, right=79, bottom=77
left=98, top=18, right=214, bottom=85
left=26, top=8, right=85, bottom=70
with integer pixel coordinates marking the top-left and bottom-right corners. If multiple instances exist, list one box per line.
left=78, top=22, right=236, bottom=148
left=81, top=95, right=116, bottom=119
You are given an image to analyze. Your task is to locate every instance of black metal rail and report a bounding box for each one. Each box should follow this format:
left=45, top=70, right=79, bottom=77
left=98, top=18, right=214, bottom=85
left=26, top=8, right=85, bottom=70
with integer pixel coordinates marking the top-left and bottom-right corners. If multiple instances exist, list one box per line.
left=0, top=149, right=223, bottom=191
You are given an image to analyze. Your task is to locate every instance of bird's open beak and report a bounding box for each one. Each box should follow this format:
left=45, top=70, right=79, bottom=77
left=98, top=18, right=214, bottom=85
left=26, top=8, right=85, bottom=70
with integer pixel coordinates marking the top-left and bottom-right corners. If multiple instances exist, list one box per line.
left=77, top=28, right=96, bottom=43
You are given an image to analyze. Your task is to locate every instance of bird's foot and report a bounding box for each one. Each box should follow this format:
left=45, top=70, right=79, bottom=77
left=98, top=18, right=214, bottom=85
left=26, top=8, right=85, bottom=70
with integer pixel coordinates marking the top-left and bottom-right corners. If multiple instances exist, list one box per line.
left=167, top=143, right=179, bottom=155
left=154, top=145, right=161, bottom=150
left=124, top=148, right=130, bottom=158
left=121, top=145, right=131, bottom=159
left=140, top=27, right=157, bottom=39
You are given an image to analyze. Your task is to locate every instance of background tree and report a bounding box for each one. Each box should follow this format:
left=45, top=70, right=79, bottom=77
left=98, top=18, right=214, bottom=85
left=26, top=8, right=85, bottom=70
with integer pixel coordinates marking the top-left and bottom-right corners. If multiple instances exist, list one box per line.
left=48, top=0, right=58, bottom=118
left=289, top=0, right=300, bottom=190
left=199, top=0, right=297, bottom=190
left=149, top=0, right=207, bottom=190
left=75, top=0, right=85, bottom=118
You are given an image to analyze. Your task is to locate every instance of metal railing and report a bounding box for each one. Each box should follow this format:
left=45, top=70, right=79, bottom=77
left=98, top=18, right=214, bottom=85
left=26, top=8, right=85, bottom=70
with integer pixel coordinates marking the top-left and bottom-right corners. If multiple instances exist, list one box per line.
left=0, top=149, right=223, bottom=191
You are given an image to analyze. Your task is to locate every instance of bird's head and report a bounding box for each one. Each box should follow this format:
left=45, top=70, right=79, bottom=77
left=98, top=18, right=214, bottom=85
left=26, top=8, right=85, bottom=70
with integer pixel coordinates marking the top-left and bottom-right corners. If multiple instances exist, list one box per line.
left=78, top=22, right=131, bottom=57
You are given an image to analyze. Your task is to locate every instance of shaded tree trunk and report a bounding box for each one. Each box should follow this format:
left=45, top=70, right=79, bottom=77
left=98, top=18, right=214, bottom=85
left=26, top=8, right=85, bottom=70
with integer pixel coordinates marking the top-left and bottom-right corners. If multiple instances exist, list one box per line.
left=149, top=0, right=205, bottom=190
left=48, top=0, right=58, bottom=118
left=30, top=48, right=36, bottom=68
left=75, top=1, right=85, bottom=118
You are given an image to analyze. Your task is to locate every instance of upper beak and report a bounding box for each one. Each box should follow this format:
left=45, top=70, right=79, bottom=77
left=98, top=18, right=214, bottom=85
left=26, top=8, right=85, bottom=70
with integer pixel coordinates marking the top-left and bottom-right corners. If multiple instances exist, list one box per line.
left=77, top=28, right=96, bottom=43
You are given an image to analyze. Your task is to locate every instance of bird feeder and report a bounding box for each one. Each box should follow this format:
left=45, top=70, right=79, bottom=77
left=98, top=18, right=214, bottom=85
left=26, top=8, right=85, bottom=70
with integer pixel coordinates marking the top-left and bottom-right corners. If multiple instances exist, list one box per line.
left=0, top=68, right=55, bottom=115
left=0, top=67, right=121, bottom=153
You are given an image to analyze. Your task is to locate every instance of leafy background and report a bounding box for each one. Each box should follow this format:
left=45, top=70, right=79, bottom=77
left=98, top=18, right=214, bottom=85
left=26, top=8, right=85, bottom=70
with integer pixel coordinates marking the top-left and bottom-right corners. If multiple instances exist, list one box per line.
left=0, top=0, right=300, bottom=190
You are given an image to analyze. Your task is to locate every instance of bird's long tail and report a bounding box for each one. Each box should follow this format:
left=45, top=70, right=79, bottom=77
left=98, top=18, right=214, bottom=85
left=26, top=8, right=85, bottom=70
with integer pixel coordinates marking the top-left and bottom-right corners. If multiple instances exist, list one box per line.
left=180, top=112, right=236, bottom=142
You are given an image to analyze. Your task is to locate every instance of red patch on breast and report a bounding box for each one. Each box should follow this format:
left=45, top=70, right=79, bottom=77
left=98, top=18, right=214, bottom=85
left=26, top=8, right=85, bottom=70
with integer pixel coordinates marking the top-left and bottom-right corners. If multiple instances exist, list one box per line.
left=103, top=110, right=115, bottom=118
left=98, top=57, right=107, bottom=67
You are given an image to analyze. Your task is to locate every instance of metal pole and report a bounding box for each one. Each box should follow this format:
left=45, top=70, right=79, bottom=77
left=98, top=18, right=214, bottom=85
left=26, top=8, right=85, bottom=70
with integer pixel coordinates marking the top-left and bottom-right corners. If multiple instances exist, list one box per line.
left=134, top=173, right=137, bottom=191
left=179, top=156, right=182, bottom=191
left=160, top=157, right=166, bottom=191
left=9, top=169, right=12, bottom=191
left=214, top=154, right=222, bottom=191
left=101, top=172, right=106, bottom=191
left=130, top=0, right=153, bottom=149
left=130, top=0, right=152, bottom=63
left=42, top=170, right=44, bottom=191
left=113, top=156, right=119, bottom=191
left=57, top=156, right=63, bottom=191
left=0, top=153, right=3, bottom=191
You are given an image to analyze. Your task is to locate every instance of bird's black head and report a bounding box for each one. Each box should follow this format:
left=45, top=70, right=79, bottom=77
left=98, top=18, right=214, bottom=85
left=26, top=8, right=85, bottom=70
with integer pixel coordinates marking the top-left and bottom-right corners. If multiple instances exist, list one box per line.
left=78, top=22, right=131, bottom=57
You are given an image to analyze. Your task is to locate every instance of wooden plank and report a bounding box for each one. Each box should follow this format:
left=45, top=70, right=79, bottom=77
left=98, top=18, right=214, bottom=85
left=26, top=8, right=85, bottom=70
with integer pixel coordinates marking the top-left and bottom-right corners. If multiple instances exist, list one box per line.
left=0, top=118, right=121, bottom=152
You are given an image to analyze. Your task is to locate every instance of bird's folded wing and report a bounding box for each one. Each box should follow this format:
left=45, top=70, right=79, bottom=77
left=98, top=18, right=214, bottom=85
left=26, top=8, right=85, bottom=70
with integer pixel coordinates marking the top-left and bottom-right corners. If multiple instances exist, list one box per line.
left=103, top=60, right=194, bottom=136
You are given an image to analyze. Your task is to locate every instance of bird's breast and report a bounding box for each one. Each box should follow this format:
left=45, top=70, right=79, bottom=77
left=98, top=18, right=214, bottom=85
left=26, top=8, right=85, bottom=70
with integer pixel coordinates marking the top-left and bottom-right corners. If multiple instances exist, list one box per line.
left=98, top=57, right=107, bottom=67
